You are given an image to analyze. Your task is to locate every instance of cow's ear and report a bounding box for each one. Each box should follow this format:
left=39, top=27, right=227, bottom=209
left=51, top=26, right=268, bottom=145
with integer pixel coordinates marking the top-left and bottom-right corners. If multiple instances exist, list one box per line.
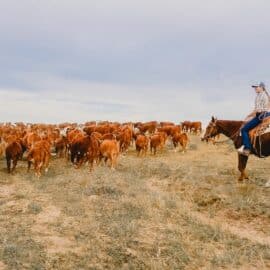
left=211, top=116, right=215, bottom=122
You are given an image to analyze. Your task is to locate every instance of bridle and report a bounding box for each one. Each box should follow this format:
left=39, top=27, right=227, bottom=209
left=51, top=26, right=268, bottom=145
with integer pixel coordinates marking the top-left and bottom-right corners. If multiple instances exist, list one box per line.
left=204, top=121, right=218, bottom=140
left=204, top=120, right=240, bottom=144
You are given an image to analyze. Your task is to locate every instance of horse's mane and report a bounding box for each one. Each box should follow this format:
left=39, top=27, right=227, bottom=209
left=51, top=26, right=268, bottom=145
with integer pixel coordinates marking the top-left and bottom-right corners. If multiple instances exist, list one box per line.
left=215, top=120, right=243, bottom=139
left=217, top=120, right=243, bottom=124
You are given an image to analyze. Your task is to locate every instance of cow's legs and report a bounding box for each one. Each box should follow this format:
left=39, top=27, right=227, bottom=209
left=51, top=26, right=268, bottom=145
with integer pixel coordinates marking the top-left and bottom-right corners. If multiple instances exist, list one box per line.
left=44, top=154, right=50, bottom=173
left=27, top=160, right=31, bottom=172
left=6, top=157, right=11, bottom=173
left=12, top=158, right=18, bottom=172
left=111, top=153, right=117, bottom=170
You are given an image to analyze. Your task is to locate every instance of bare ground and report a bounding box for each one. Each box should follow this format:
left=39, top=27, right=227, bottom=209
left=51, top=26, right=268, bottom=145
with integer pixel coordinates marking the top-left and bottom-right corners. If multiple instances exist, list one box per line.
left=0, top=135, right=269, bottom=269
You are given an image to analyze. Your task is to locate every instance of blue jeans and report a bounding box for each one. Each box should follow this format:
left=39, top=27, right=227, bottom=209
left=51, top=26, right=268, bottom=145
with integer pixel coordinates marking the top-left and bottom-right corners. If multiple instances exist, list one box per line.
left=241, top=111, right=270, bottom=150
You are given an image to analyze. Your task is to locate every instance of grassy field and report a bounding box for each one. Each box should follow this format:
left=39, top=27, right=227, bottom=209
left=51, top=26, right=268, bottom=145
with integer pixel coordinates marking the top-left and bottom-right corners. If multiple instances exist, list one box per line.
left=0, top=135, right=269, bottom=269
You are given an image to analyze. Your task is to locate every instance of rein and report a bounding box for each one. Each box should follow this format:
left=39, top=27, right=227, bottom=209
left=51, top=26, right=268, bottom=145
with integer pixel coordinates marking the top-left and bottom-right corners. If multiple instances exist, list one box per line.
left=212, top=122, right=241, bottom=144
left=213, top=138, right=231, bottom=144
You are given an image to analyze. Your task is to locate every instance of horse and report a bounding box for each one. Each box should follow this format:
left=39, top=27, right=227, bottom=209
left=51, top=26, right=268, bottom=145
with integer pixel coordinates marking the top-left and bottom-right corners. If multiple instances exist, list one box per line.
left=203, top=116, right=270, bottom=181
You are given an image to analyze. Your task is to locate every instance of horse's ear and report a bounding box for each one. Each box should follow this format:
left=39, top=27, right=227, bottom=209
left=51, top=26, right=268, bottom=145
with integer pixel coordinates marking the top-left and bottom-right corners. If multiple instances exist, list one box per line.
left=211, top=116, right=215, bottom=122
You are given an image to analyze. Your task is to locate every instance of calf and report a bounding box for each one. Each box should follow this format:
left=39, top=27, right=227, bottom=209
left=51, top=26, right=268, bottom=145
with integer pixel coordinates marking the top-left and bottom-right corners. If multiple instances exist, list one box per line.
left=70, top=135, right=91, bottom=168
left=157, top=125, right=181, bottom=137
left=190, top=121, right=202, bottom=135
left=69, top=134, right=101, bottom=170
left=150, top=133, right=166, bottom=155
left=99, top=139, right=120, bottom=169
left=27, top=140, right=51, bottom=178
left=135, top=134, right=149, bottom=156
left=137, top=122, right=157, bottom=135
left=120, top=126, right=132, bottom=152
left=54, top=135, right=68, bottom=158
left=172, top=132, right=189, bottom=152
left=6, top=139, right=27, bottom=173
left=87, top=134, right=101, bottom=171
left=23, top=132, right=41, bottom=150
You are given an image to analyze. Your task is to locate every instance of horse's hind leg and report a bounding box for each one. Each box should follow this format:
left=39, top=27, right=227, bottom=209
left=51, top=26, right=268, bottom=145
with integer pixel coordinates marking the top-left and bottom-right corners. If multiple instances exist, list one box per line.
left=238, top=154, right=249, bottom=181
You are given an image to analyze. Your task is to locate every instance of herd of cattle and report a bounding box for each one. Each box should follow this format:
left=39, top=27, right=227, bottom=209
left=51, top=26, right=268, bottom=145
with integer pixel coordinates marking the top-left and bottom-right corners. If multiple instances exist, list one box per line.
left=0, top=120, right=202, bottom=177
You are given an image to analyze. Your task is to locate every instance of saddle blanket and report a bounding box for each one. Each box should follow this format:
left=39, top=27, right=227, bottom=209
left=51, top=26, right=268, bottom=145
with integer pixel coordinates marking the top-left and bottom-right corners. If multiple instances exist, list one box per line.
left=249, top=116, right=270, bottom=138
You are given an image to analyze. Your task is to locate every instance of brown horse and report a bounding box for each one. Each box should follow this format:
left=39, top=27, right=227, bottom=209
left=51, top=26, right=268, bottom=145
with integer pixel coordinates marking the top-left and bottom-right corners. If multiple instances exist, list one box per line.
left=203, top=116, right=270, bottom=181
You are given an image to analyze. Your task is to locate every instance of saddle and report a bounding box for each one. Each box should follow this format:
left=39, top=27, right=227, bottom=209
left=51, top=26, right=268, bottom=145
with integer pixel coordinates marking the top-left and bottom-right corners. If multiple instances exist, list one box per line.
left=249, top=116, right=270, bottom=150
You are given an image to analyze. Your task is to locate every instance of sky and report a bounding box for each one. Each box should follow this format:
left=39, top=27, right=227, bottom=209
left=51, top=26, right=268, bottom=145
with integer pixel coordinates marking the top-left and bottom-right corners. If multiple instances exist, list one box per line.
left=1, top=0, right=270, bottom=126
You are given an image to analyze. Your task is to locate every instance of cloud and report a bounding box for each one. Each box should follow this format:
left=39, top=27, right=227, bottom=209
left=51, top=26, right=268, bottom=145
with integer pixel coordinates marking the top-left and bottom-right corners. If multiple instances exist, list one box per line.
left=0, top=1, right=268, bottom=124
left=0, top=73, right=255, bottom=125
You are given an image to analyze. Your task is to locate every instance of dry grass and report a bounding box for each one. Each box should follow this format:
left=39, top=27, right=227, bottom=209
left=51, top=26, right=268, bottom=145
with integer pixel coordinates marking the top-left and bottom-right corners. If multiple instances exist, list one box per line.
left=0, top=135, right=269, bottom=269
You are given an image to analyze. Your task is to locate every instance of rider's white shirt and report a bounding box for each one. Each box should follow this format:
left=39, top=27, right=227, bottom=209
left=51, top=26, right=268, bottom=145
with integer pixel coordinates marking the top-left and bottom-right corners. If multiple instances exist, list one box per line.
left=255, top=91, right=269, bottom=112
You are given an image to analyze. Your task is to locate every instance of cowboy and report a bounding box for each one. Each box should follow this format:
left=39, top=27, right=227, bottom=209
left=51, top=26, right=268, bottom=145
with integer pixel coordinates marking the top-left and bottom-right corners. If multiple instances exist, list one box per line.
left=238, top=82, right=270, bottom=156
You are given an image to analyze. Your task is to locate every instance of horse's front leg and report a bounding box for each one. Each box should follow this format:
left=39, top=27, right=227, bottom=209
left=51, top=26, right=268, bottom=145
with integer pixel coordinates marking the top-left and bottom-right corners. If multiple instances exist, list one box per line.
left=238, top=154, right=249, bottom=181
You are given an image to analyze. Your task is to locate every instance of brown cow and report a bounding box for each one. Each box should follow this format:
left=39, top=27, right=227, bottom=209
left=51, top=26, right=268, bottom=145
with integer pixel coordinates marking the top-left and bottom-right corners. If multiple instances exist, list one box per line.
left=70, top=135, right=92, bottom=168
left=137, top=121, right=157, bottom=134
left=83, top=125, right=96, bottom=135
left=0, top=138, right=8, bottom=159
left=23, top=132, right=41, bottom=150
left=157, top=125, right=181, bottom=137
left=114, top=126, right=132, bottom=153
left=66, top=129, right=84, bottom=159
left=190, top=121, right=202, bottom=135
left=94, top=125, right=111, bottom=135
left=6, top=139, right=27, bottom=173
left=87, top=134, right=101, bottom=171
left=99, top=139, right=120, bottom=169
left=181, top=121, right=202, bottom=134
left=150, top=133, right=166, bottom=155
left=155, top=131, right=168, bottom=145
left=135, top=134, right=149, bottom=156
left=27, top=139, right=51, bottom=177
left=85, top=121, right=97, bottom=126
left=160, top=121, right=174, bottom=127
left=69, top=133, right=101, bottom=170
left=181, top=121, right=191, bottom=132
left=172, top=132, right=189, bottom=152
left=54, top=135, right=68, bottom=158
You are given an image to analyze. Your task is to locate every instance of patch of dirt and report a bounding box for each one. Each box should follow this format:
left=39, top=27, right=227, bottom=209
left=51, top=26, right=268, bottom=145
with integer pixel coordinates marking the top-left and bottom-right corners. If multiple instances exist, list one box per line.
left=0, top=185, right=15, bottom=198
left=189, top=209, right=270, bottom=246
left=0, top=261, right=7, bottom=270
left=35, top=205, right=61, bottom=224
left=45, top=236, right=82, bottom=254
left=32, top=204, right=81, bottom=254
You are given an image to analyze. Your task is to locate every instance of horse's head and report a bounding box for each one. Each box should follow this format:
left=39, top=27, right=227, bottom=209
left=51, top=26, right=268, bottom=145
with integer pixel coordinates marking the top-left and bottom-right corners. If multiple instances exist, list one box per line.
left=203, top=116, right=219, bottom=141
